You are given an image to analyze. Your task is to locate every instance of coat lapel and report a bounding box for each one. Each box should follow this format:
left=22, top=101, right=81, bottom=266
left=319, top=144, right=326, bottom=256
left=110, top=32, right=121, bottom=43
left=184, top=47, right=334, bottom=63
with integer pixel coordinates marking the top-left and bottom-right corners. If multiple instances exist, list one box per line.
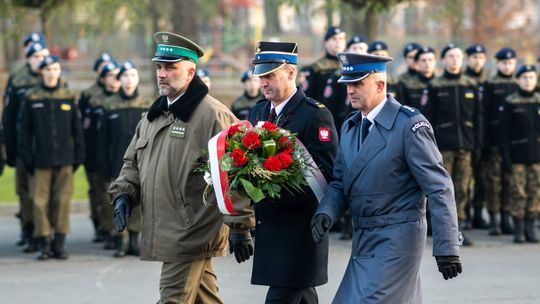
left=274, top=88, right=304, bottom=127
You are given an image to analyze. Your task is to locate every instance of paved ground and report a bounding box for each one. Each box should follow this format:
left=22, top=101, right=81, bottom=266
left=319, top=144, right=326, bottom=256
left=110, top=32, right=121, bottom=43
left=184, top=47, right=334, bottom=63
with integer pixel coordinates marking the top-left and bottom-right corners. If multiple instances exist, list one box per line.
left=1, top=212, right=539, bottom=303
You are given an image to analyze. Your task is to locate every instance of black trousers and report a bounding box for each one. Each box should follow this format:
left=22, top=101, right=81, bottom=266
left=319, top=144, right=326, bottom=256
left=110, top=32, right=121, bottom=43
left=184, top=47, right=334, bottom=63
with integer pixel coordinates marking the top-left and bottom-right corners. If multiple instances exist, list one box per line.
left=265, top=286, right=318, bottom=304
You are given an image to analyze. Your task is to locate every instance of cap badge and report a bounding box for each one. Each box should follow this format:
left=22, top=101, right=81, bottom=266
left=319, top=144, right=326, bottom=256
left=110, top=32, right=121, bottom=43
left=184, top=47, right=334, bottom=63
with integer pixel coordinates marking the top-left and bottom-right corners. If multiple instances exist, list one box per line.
left=162, top=35, right=169, bottom=43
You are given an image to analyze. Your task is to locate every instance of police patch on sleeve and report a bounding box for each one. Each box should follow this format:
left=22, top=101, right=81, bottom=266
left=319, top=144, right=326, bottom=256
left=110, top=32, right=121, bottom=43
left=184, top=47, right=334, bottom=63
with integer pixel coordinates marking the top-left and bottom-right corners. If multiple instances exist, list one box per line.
left=411, top=121, right=431, bottom=132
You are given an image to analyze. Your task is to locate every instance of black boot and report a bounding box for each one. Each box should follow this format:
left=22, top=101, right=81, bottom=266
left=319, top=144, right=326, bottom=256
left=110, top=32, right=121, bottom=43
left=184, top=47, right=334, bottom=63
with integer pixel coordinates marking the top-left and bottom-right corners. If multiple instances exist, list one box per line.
left=472, top=207, right=489, bottom=229
left=16, top=223, right=32, bottom=246
left=113, top=235, right=127, bottom=258
left=37, top=237, right=51, bottom=260
left=513, top=217, right=525, bottom=243
left=459, top=220, right=474, bottom=246
left=488, top=212, right=501, bottom=236
left=127, top=231, right=140, bottom=256
left=524, top=218, right=539, bottom=243
left=92, top=218, right=104, bottom=243
left=52, top=233, right=69, bottom=259
left=339, top=213, right=353, bottom=240
left=103, top=231, right=116, bottom=250
left=22, top=223, right=38, bottom=253
left=500, top=211, right=514, bottom=235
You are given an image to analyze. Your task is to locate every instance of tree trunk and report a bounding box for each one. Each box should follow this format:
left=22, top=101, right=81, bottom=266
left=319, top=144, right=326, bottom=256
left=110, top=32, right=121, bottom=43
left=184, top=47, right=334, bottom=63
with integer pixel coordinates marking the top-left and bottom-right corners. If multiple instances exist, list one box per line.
left=170, top=0, right=199, bottom=42
left=363, top=7, right=378, bottom=41
left=263, top=0, right=281, bottom=35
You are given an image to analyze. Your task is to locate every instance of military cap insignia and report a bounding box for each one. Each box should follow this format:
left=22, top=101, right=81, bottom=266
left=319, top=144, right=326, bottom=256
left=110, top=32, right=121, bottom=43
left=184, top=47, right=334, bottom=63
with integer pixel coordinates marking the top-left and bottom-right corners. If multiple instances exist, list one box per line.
left=162, top=35, right=169, bottom=43
left=506, top=51, right=512, bottom=58
left=339, top=54, right=349, bottom=65
left=375, top=44, right=382, bottom=50
left=353, top=37, right=360, bottom=43
left=34, top=43, right=43, bottom=51
left=476, top=45, right=482, bottom=52
left=102, top=53, right=111, bottom=61
left=406, top=45, right=413, bottom=51
left=411, top=121, right=431, bottom=132
left=45, top=56, right=53, bottom=65
left=31, top=33, right=40, bottom=42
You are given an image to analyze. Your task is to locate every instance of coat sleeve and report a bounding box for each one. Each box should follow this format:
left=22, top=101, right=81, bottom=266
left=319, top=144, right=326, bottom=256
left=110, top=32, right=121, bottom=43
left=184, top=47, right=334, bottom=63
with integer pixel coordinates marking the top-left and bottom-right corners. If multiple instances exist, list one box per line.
left=72, top=97, right=85, bottom=166
left=214, top=110, right=255, bottom=230
left=314, top=145, right=347, bottom=224
left=108, top=119, right=143, bottom=207
left=3, top=87, right=20, bottom=166
left=303, top=107, right=338, bottom=181
left=17, top=94, right=33, bottom=167
left=403, top=114, right=460, bottom=257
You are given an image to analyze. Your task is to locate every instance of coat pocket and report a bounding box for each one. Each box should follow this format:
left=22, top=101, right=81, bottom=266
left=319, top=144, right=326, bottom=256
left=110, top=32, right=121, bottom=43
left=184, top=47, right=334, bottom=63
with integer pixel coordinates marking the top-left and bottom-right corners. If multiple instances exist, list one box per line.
left=135, top=137, right=149, bottom=163
left=174, top=188, right=193, bottom=228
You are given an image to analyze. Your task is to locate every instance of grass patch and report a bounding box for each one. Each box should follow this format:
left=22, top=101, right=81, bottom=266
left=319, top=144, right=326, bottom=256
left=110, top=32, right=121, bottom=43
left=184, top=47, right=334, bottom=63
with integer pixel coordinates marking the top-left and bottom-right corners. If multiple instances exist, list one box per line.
left=0, top=166, right=89, bottom=203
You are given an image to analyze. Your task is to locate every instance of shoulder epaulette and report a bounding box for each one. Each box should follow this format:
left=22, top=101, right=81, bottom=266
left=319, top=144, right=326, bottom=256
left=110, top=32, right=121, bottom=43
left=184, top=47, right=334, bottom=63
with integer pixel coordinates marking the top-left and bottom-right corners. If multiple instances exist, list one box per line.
left=399, top=105, right=420, bottom=117
left=305, top=97, right=326, bottom=109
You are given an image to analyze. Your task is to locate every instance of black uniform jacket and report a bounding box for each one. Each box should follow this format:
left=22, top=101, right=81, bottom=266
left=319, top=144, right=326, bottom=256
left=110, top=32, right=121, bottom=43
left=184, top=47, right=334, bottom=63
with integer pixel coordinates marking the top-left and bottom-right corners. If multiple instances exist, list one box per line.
left=428, top=70, right=483, bottom=152
left=483, top=72, right=517, bottom=149
left=248, top=87, right=338, bottom=287
left=499, top=90, right=540, bottom=165
left=96, top=89, right=150, bottom=179
left=19, top=82, right=85, bottom=169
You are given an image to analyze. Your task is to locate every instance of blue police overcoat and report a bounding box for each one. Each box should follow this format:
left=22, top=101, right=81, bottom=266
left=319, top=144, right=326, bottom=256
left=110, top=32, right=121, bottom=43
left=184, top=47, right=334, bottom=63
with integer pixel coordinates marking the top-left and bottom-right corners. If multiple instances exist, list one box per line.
left=315, top=96, right=461, bottom=303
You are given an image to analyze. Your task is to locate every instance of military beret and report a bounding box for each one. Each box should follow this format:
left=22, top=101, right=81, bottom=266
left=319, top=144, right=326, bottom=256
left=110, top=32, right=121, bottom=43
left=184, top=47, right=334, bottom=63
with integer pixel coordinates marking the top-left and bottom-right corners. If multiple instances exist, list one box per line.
left=465, top=44, right=487, bottom=56
left=241, top=68, right=254, bottom=82
left=152, top=31, right=204, bottom=64
left=440, top=43, right=460, bottom=58
left=252, top=41, right=298, bottom=77
left=402, top=42, right=422, bottom=57
left=38, top=55, right=60, bottom=70
left=367, top=41, right=388, bottom=53
left=347, top=35, right=367, bottom=48
left=414, top=46, right=436, bottom=61
left=25, top=42, right=47, bottom=58
left=24, top=32, right=47, bottom=48
left=99, top=61, right=120, bottom=78
left=337, top=52, right=392, bottom=83
left=117, top=61, right=137, bottom=79
left=515, top=64, right=536, bottom=78
left=196, top=68, right=210, bottom=78
left=93, top=53, right=115, bottom=72
left=494, top=47, right=516, bottom=60
left=324, top=26, right=344, bottom=41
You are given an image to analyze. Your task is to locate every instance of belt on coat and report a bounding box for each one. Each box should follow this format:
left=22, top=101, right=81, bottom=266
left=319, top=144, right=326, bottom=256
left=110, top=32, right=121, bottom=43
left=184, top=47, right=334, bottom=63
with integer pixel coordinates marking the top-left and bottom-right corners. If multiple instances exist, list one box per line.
left=352, top=209, right=425, bottom=229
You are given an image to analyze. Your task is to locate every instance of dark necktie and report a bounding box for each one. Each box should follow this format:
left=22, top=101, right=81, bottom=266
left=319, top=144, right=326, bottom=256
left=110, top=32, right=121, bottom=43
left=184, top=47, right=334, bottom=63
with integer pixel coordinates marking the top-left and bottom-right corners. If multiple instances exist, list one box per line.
left=361, top=118, right=372, bottom=144
left=267, top=107, right=277, bottom=122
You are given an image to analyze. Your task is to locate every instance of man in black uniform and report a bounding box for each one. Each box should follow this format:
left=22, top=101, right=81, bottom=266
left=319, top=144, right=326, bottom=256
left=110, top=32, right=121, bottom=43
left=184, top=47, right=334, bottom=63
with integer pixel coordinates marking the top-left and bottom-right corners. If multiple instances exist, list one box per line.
left=231, top=68, right=262, bottom=120
left=368, top=41, right=399, bottom=98
left=97, top=61, right=150, bottom=257
left=499, top=64, right=540, bottom=243
left=19, top=55, right=85, bottom=260
left=302, top=26, right=346, bottom=102
left=428, top=43, right=483, bottom=246
left=234, top=41, right=338, bottom=304
left=3, top=41, right=49, bottom=252
left=78, top=52, right=114, bottom=242
left=483, top=48, right=518, bottom=235
left=397, top=42, right=422, bottom=85
left=464, top=44, right=490, bottom=229
left=401, top=46, right=436, bottom=115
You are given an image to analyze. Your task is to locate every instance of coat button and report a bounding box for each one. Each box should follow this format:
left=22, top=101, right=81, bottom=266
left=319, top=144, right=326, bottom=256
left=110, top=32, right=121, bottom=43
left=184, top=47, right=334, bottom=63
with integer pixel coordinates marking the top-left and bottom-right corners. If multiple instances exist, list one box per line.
left=257, top=221, right=262, bottom=225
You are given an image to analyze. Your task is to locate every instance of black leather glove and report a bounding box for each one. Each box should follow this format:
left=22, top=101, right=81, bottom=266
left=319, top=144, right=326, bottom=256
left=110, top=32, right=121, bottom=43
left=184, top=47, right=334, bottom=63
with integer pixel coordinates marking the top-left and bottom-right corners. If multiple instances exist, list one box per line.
left=435, top=256, right=462, bottom=280
left=113, top=195, right=132, bottom=232
left=311, top=213, right=332, bottom=243
left=229, top=230, right=253, bottom=263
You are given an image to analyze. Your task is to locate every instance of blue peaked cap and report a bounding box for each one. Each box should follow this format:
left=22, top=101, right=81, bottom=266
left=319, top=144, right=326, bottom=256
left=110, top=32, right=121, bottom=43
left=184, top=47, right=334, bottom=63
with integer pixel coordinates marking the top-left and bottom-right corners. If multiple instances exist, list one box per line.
left=337, top=52, right=392, bottom=83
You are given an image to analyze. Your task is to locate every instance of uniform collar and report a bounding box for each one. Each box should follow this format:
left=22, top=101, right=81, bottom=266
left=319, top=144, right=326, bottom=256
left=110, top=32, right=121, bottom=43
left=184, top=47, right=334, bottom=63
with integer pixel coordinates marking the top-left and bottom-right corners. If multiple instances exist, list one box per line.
left=362, top=96, right=387, bottom=125
left=270, top=87, right=297, bottom=116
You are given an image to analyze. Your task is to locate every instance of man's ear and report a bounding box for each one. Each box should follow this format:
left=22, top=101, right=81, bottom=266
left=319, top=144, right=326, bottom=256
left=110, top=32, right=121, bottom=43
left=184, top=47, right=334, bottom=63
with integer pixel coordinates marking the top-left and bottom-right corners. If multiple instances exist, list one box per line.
left=376, top=79, right=386, bottom=92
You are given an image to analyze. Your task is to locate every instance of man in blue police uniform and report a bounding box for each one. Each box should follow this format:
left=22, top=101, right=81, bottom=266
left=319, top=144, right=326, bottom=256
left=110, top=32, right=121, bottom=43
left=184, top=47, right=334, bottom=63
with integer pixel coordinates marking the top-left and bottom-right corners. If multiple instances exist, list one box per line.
left=237, top=41, right=338, bottom=304
left=311, top=52, right=462, bottom=303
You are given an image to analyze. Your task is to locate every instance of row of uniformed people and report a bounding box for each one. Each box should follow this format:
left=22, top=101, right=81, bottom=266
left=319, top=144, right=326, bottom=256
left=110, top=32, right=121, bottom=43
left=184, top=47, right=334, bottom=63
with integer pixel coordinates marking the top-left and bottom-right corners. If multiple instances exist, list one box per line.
left=299, top=26, right=540, bottom=245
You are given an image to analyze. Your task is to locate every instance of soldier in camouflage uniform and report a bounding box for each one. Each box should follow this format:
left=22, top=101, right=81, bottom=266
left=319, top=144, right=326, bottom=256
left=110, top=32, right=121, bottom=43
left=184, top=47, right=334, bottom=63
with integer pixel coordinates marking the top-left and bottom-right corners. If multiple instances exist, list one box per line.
left=401, top=46, right=436, bottom=116
left=368, top=41, right=399, bottom=98
left=464, top=44, right=490, bottom=229
left=88, top=61, right=122, bottom=250
left=301, top=26, right=346, bottom=103
left=428, top=44, right=483, bottom=246
left=18, top=55, right=85, bottom=260
left=96, top=62, right=150, bottom=257
left=483, top=48, right=518, bottom=235
left=397, top=42, right=422, bottom=88
left=3, top=40, right=49, bottom=252
left=230, top=68, right=262, bottom=120
left=78, top=52, right=113, bottom=243
left=499, top=64, right=540, bottom=243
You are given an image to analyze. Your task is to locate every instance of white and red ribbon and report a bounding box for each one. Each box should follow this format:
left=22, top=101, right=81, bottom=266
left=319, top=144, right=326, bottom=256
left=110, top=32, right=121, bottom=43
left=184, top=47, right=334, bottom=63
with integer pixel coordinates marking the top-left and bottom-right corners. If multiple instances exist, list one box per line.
left=208, top=120, right=328, bottom=215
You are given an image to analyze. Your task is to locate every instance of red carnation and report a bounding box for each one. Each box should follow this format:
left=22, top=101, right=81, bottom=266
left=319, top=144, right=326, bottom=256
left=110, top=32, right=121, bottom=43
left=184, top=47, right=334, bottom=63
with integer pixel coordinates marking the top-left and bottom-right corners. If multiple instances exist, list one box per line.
left=263, top=156, right=282, bottom=171
left=242, top=131, right=261, bottom=149
left=277, top=151, right=293, bottom=168
left=262, top=121, right=278, bottom=132
left=230, top=148, right=248, bottom=167
left=278, top=135, right=288, bottom=143
left=228, top=124, right=242, bottom=136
